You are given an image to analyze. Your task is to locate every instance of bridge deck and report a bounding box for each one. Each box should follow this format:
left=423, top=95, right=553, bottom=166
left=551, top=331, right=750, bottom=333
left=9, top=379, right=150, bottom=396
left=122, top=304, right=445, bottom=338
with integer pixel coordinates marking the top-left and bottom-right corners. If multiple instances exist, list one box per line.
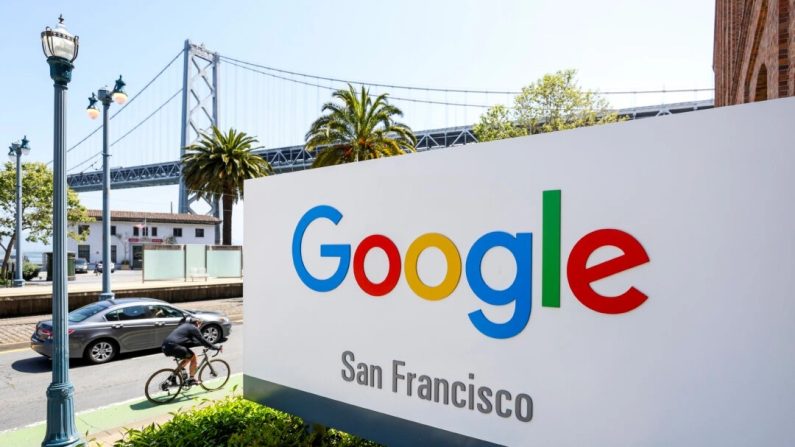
left=67, top=100, right=712, bottom=192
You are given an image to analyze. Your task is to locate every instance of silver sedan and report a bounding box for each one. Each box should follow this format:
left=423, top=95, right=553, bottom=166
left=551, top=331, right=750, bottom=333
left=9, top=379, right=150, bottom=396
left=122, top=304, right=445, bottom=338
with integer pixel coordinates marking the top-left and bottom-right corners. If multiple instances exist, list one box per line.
left=31, top=297, right=232, bottom=364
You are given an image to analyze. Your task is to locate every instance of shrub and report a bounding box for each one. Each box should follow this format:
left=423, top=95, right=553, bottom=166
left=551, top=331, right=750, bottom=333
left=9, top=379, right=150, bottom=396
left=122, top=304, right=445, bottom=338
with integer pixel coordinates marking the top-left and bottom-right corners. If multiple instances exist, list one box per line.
left=23, top=261, right=40, bottom=281
left=115, top=394, right=381, bottom=447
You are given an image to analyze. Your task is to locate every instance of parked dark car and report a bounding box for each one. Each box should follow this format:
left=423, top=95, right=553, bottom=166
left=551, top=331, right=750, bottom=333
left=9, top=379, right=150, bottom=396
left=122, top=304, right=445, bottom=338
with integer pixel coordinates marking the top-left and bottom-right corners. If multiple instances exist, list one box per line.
left=31, top=298, right=232, bottom=364
left=75, top=258, right=88, bottom=273
left=95, top=261, right=115, bottom=273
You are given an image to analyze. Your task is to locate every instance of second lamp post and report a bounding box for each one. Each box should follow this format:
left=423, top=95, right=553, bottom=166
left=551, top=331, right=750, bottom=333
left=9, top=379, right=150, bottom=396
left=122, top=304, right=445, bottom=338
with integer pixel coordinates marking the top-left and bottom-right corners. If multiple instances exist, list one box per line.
left=8, top=136, right=31, bottom=287
left=87, top=76, right=127, bottom=300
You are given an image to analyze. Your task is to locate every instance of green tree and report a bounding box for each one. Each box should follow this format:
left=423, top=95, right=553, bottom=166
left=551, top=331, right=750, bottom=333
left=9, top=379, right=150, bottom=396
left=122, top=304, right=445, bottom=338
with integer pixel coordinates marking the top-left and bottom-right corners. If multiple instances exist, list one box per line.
left=0, top=162, right=90, bottom=277
left=472, top=104, right=528, bottom=142
left=474, top=69, right=624, bottom=142
left=305, top=84, right=416, bottom=167
left=181, top=126, right=272, bottom=245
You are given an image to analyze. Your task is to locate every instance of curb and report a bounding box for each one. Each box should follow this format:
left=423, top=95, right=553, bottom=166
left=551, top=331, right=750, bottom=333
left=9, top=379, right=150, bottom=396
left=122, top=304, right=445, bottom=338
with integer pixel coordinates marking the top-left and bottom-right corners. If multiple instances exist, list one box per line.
left=0, top=341, right=29, bottom=353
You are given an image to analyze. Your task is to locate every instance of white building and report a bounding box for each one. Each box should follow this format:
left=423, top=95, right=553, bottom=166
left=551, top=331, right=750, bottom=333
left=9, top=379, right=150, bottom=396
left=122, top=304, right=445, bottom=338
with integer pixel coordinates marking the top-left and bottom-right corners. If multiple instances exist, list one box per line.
left=68, top=210, right=220, bottom=269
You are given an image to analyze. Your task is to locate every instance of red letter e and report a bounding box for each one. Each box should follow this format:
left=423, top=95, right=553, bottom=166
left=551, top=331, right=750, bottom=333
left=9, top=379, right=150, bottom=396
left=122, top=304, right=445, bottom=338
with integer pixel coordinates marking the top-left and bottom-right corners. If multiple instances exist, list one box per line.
left=567, top=229, right=649, bottom=314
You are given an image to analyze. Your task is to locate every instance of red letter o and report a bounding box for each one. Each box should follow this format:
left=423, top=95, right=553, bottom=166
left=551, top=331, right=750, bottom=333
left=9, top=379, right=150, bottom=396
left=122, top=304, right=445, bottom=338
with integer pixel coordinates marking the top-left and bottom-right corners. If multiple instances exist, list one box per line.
left=353, top=235, right=401, bottom=297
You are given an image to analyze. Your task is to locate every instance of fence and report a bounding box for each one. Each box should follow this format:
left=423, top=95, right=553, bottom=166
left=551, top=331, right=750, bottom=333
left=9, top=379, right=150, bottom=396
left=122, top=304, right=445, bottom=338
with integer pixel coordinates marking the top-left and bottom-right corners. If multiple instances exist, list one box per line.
left=143, top=244, right=243, bottom=282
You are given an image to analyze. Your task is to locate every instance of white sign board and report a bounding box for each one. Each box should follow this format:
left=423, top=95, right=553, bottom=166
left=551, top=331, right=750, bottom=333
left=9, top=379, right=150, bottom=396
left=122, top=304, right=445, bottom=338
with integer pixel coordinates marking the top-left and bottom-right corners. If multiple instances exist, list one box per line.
left=244, top=98, right=795, bottom=447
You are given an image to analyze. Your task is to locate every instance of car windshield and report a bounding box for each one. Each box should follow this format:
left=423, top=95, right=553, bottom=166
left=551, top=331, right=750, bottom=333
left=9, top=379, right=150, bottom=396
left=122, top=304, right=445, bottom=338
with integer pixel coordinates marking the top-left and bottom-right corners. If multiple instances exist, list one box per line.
left=68, top=301, right=112, bottom=323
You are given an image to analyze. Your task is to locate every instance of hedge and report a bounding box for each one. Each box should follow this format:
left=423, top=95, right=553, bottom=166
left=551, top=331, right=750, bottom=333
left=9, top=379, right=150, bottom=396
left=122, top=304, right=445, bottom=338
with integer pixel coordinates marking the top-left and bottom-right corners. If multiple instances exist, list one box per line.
left=114, top=393, right=381, bottom=447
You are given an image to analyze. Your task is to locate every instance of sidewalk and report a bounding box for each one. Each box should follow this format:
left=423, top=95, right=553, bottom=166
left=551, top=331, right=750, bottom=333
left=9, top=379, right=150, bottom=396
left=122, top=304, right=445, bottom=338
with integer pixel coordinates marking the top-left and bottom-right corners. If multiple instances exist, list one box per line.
left=0, top=276, right=242, bottom=298
left=0, top=297, right=243, bottom=351
left=0, top=374, right=243, bottom=446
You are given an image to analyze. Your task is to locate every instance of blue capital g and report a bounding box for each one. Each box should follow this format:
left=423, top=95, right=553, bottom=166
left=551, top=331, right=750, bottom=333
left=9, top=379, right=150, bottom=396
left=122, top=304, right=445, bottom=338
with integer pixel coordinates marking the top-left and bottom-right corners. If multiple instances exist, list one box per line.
left=292, top=205, right=350, bottom=292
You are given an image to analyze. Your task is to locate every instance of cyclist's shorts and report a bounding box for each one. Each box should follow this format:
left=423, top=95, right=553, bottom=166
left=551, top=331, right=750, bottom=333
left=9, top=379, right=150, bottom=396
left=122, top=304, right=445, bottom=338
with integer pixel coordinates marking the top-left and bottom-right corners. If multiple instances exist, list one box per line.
left=162, top=342, right=193, bottom=359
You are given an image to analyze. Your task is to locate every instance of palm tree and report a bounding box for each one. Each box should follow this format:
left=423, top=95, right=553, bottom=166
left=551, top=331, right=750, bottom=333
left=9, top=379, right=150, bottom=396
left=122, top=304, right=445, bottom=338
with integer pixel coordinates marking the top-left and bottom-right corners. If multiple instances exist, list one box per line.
left=181, top=126, right=272, bottom=245
left=305, top=84, right=416, bottom=167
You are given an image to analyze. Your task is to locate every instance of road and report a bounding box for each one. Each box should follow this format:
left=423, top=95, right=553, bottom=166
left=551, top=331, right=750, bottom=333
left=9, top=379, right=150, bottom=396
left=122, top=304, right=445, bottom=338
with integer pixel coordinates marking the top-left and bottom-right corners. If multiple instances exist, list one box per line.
left=0, top=323, right=242, bottom=432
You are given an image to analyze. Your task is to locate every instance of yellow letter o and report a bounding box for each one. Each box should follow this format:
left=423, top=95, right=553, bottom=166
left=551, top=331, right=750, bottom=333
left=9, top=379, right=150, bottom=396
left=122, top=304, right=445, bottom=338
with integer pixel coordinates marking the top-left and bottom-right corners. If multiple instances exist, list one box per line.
left=404, top=233, right=461, bottom=301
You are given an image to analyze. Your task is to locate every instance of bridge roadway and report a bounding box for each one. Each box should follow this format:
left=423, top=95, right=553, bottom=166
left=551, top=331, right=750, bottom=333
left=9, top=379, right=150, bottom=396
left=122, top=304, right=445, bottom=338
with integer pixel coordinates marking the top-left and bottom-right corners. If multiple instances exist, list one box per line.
left=67, top=100, right=713, bottom=192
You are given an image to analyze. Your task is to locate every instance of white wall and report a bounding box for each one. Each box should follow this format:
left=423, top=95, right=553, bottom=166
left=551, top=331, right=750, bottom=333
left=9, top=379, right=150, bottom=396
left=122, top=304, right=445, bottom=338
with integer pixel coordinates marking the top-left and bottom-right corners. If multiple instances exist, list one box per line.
left=244, top=97, right=795, bottom=446
left=68, top=221, right=216, bottom=263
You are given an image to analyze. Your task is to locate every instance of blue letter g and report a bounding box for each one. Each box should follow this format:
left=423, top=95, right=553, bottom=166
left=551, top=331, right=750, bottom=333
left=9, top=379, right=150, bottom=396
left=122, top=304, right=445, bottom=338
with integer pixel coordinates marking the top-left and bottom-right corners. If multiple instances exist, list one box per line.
left=292, top=205, right=350, bottom=292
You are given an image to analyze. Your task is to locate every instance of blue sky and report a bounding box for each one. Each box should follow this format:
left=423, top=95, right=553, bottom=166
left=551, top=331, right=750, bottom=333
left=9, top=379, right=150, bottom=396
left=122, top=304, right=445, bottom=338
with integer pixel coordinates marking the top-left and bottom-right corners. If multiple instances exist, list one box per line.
left=0, top=0, right=715, bottom=247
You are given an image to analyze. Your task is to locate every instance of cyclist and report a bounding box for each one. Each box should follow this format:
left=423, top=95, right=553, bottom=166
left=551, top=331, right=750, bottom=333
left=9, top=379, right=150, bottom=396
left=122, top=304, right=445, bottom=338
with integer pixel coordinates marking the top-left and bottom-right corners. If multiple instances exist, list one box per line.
left=161, top=316, right=221, bottom=386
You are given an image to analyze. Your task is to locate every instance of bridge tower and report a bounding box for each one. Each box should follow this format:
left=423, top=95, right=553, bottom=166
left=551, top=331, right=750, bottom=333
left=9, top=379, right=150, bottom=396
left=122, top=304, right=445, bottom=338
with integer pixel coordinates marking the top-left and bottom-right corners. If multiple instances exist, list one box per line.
left=178, top=40, right=221, bottom=243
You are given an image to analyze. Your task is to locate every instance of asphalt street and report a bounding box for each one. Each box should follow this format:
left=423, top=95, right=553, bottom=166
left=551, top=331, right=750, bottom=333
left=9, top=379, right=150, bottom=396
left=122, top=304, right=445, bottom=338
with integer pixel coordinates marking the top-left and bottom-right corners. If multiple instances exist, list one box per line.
left=0, top=323, right=242, bottom=432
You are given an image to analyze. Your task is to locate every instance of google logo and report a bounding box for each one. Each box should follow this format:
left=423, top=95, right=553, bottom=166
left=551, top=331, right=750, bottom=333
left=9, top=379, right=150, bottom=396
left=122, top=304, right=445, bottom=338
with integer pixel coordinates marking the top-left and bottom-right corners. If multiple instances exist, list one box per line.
left=292, top=190, right=650, bottom=339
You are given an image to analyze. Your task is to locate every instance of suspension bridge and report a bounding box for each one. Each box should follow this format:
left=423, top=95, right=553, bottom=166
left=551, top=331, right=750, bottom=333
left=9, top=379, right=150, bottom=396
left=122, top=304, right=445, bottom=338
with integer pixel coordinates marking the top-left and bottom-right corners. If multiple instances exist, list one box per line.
left=63, top=40, right=714, bottom=215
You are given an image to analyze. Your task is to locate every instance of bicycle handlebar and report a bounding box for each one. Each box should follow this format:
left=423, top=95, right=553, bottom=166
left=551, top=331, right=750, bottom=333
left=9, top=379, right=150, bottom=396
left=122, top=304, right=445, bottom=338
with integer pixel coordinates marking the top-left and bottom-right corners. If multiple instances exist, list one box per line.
left=203, top=346, right=223, bottom=357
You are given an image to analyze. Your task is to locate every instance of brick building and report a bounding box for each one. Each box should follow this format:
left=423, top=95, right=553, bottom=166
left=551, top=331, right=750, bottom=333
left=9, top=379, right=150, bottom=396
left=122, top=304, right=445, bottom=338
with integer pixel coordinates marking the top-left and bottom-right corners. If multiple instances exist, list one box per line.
left=714, top=0, right=794, bottom=106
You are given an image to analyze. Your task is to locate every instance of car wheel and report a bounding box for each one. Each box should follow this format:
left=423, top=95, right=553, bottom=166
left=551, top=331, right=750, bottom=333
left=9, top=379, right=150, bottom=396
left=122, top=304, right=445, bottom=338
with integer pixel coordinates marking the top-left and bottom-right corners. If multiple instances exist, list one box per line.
left=85, top=339, right=117, bottom=364
left=201, top=324, right=222, bottom=344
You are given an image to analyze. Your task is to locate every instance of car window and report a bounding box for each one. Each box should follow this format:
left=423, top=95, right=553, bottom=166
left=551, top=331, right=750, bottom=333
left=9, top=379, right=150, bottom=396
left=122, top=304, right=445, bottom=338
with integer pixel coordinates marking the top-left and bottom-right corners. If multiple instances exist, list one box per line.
left=151, top=305, right=184, bottom=319
left=69, top=301, right=112, bottom=323
left=110, top=305, right=151, bottom=321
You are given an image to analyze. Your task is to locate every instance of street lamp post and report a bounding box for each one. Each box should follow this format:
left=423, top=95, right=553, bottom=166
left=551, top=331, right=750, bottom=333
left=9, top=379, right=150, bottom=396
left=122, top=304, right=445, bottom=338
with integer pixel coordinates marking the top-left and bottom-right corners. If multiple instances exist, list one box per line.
left=87, top=76, right=127, bottom=300
left=41, top=15, right=82, bottom=447
left=8, top=137, right=31, bottom=288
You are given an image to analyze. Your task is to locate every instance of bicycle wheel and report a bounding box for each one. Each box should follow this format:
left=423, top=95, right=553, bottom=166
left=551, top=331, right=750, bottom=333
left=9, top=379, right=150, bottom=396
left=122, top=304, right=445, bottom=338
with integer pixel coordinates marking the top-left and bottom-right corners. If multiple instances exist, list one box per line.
left=199, top=359, right=231, bottom=391
left=145, top=368, right=183, bottom=404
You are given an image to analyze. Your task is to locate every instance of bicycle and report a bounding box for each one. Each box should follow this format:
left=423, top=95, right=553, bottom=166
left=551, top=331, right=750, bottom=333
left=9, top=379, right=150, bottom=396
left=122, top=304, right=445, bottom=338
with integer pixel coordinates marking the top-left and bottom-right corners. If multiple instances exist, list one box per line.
left=144, top=347, right=231, bottom=404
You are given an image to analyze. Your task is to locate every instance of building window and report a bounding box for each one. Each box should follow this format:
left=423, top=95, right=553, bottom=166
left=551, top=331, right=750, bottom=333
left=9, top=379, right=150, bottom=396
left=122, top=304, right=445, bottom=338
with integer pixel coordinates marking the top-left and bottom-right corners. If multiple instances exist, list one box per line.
left=143, top=227, right=149, bottom=237
left=78, top=225, right=89, bottom=235
left=754, top=64, right=768, bottom=102
left=173, top=228, right=182, bottom=237
left=78, top=245, right=90, bottom=261
left=151, top=227, right=158, bottom=237
left=133, top=226, right=139, bottom=237
left=111, top=245, right=117, bottom=263
left=110, top=225, right=116, bottom=236
left=195, top=228, right=204, bottom=238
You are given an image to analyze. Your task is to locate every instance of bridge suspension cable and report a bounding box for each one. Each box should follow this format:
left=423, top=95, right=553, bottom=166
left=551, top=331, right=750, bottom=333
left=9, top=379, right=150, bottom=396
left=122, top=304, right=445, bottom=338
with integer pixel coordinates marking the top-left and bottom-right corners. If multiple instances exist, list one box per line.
left=50, top=49, right=184, bottom=166
left=67, top=88, right=183, bottom=174
left=221, top=58, right=494, bottom=108
left=220, top=54, right=714, bottom=97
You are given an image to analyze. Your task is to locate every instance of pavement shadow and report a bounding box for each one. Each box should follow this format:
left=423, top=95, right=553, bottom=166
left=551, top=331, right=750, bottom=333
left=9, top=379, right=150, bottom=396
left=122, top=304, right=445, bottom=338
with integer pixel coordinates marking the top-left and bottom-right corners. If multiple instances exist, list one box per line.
left=10, top=356, right=52, bottom=373
left=11, top=348, right=164, bottom=374
left=11, top=356, right=94, bottom=373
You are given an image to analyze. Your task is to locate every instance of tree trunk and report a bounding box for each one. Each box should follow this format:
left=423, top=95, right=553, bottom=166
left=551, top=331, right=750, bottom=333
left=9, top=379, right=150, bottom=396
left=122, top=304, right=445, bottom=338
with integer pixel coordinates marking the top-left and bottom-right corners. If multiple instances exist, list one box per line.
left=1, top=232, right=16, bottom=279
left=222, top=191, right=233, bottom=246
